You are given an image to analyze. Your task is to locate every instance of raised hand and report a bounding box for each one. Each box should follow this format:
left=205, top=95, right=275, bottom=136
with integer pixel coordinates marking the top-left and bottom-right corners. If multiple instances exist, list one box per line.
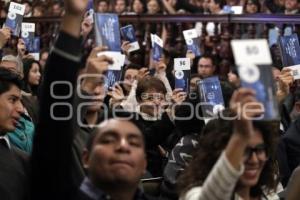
left=226, top=88, right=264, bottom=171
left=229, top=88, right=263, bottom=137
left=64, top=0, right=89, bottom=16
left=108, top=83, right=126, bottom=105
left=155, top=58, right=167, bottom=75
left=17, top=38, right=26, bottom=58
left=62, top=0, right=89, bottom=37
left=81, top=12, right=94, bottom=39
left=186, top=50, right=195, bottom=60
left=84, top=46, right=113, bottom=75
left=121, top=41, right=132, bottom=57
left=81, top=46, right=113, bottom=94
left=276, top=67, right=294, bottom=102
left=137, top=68, right=150, bottom=82
left=172, top=88, right=187, bottom=104
left=0, top=27, right=11, bottom=49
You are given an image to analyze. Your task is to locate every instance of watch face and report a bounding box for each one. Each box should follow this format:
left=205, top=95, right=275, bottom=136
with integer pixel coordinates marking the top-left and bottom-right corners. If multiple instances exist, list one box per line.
left=239, top=64, right=260, bottom=84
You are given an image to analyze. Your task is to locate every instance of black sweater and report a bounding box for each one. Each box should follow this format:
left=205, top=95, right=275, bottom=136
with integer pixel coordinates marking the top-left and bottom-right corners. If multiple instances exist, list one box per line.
left=31, top=32, right=83, bottom=200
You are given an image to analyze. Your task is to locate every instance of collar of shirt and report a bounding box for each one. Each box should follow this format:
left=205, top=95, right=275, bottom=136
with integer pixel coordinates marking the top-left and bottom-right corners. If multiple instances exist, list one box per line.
left=137, top=106, right=163, bottom=121
left=0, top=135, right=11, bottom=149
left=80, top=177, right=147, bottom=200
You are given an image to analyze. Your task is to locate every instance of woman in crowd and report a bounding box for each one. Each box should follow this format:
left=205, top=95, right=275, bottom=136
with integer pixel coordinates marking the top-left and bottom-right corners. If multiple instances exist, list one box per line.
left=147, top=0, right=164, bottom=14
left=22, top=58, right=42, bottom=96
left=130, top=0, right=147, bottom=14
left=178, top=88, right=281, bottom=200
left=244, top=0, right=261, bottom=13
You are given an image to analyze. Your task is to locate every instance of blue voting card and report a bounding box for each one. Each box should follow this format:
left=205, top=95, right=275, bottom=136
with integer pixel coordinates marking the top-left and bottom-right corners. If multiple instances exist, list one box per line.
left=152, top=44, right=163, bottom=62
left=106, top=70, right=122, bottom=90
left=268, top=27, right=279, bottom=47
left=87, top=0, right=94, bottom=11
left=97, top=51, right=125, bottom=89
left=5, top=2, right=25, bottom=36
left=238, top=64, right=279, bottom=120
left=120, top=25, right=136, bottom=43
left=94, top=13, right=121, bottom=51
left=183, top=29, right=201, bottom=57
left=197, top=76, right=225, bottom=122
left=222, top=5, right=233, bottom=14
left=120, top=25, right=140, bottom=52
left=186, top=38, right=201, bottom=57
left=151, top=34, right=163, bottom=62
left=174, top=58, right=191, bottom=93
left=278, top=33, right=300, bottom=67
left=175, top=70, right=190, bottom=93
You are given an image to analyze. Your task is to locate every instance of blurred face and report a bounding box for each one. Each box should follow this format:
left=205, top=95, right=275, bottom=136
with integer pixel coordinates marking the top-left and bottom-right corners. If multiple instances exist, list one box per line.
left=285, top=0, right=299, bottom=11
left=147, top=0, right=160, bottom=14
left=203, top=0, right=210, bottom=10
left=239, top=130, right=267, bottom=187
left=23, top=3, right=32, bottom=15
left=28, top=63, right=41, bottom=86
left=123, top=69, right=138, bottom=93
left=83, top=119, right=146, bottom=186
left=33, top=7, right=43, bottom=17
left=0, top=85, right=23, bottom=133
left=246, top=0, right=258, bottom=13
left=52, top=4, right=62, bottom=16
left=139, top=89, right=166, bottom=117
left=115, top=0, right=127, bottom=13
left=276, top=0, right=285, bottom=6
left=197, top=57, right=215, bottom=78
left=0, top=9, right=7, bottom=18
left=209, top=0, right=220, bottom=13
left=228, top=71, right=240, bottom=86
left=83, top=78, right=106, bottom=112
left=97, top=1, right=109, bottom=13
left=133, top=0, right=144, bottom=13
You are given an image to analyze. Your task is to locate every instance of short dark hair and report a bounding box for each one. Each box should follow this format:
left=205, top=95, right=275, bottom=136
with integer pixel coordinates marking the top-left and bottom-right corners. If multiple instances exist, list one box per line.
left=85, top=115, right=145, bottom=152
left=0, top=67, right=23, bottom=95
left=136, top=76, right=167, bottom=101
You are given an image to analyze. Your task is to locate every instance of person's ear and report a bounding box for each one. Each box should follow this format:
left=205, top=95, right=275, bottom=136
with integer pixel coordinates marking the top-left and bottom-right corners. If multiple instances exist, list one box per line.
left=82, top=148, right=90, bottom=170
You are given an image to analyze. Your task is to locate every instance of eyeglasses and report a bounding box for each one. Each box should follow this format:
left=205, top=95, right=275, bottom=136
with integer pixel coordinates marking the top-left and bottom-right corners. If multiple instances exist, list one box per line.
left=141, top=93, right=165, bottom=102
left=244, top=144, right=267, bottom=161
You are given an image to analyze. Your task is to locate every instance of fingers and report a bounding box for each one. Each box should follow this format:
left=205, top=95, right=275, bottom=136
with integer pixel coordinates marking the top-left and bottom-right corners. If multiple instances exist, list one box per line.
left=122, top=41, right=130, bottom=46
left=89, top=46, right=109, bottom=58
left=96, top=55, right=113, bottom=64
left=230, top=88, right=263, bottom=119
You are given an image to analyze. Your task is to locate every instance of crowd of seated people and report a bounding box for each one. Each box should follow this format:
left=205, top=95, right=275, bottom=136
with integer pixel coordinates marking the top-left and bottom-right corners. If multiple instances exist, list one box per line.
left=1, top=0, right=300, bottom=200
left=0, top=0, right=299, bottom=18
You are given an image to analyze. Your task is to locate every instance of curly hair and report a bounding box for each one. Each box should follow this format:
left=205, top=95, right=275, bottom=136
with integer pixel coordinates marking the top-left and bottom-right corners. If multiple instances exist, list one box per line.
left=177, top=111, right=280, bottom=198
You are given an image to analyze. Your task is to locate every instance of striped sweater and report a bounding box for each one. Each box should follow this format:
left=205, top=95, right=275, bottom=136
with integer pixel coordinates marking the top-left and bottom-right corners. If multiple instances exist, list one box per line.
left=180, top=152, right=280, bottom=200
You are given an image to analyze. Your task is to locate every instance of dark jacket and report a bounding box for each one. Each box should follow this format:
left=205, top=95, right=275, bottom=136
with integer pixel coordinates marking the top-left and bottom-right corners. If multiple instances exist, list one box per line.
left=0, top=144, right=30, bottom=200
left=137, top=112, right=175, bottom=177
left=31, top=31, right=83, bottom=200
left=278, top=116, right=300, bottom=186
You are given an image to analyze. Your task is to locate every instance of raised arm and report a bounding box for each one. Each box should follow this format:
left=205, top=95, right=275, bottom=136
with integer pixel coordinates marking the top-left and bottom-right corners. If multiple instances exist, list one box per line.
left=31, top=1, right=88, bottom=200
